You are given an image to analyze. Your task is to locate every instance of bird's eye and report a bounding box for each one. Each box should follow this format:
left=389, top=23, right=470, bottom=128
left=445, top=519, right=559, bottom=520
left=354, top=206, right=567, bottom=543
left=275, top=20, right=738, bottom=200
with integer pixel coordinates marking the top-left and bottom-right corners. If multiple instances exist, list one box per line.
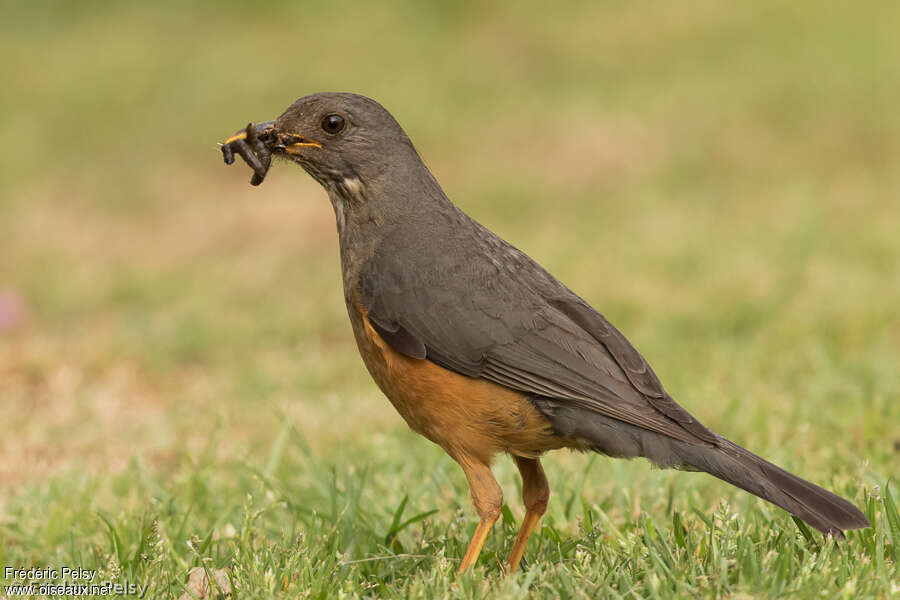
left=321, top=114, right=346, bottom=134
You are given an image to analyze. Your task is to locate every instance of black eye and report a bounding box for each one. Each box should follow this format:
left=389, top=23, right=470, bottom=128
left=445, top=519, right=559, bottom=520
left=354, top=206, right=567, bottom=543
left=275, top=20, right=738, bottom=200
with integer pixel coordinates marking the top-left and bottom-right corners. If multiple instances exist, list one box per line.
left=321, top=114, right=345, bottom=134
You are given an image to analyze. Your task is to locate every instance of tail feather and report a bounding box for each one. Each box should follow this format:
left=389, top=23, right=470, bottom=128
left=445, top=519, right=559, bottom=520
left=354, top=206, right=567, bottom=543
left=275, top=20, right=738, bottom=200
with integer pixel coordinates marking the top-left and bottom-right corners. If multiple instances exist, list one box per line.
left=528, top=397, right=871, bottom=536
left=674, top=438, right=870, bottom=536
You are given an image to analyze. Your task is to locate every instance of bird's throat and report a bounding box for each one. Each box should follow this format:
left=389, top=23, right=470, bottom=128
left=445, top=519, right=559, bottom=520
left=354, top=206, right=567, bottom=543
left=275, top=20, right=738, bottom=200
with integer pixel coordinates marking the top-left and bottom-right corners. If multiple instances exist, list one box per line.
left=329, top=190, right=347, bottom=236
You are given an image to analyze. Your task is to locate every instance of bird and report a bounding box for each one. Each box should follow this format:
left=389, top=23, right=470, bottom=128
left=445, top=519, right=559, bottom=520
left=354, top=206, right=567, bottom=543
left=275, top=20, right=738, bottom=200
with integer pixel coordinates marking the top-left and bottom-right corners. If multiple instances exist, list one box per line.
left=220, top=92, right=870, bottom=573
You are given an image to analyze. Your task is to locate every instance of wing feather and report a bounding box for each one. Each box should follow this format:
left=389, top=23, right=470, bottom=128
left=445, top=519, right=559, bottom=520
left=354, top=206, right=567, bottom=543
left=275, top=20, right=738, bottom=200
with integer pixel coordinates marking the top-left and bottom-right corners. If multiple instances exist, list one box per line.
left=356, top=217, right=717, bottom=447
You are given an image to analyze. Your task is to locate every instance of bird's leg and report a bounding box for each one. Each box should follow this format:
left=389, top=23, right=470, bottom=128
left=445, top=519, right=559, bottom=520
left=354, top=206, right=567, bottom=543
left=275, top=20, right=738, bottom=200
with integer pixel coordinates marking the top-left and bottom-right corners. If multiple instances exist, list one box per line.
left=507, top=456, right=550, bottom=573
left=456, top=457, right=502, bottom=573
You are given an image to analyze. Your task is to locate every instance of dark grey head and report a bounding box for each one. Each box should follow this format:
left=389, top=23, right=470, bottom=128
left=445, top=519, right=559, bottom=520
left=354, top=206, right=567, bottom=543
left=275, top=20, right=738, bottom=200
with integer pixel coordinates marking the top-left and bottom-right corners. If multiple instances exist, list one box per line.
left=273, top=93, right=426, bottom=194
left=222, top=92, right=455, bottom=278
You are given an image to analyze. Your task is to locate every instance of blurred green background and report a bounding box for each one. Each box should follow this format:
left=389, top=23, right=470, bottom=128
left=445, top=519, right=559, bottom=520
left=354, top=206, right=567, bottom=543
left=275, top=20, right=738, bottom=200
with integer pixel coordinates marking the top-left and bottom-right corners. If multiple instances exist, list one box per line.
left=1, top=1, right=898, bottom=597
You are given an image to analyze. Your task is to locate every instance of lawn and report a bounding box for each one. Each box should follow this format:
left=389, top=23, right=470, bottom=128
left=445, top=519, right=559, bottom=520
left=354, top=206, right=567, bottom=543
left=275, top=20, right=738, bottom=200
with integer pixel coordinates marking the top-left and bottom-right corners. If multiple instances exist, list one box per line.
left=1, top=1, right=898, bottom=598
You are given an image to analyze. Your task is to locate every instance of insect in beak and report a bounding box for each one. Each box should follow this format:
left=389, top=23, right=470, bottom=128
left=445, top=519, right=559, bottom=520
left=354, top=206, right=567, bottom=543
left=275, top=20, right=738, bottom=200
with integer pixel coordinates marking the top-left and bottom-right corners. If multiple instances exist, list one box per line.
left=221, top=121, right=322, bottom=186
left=221, top=120, right=277, bottom=186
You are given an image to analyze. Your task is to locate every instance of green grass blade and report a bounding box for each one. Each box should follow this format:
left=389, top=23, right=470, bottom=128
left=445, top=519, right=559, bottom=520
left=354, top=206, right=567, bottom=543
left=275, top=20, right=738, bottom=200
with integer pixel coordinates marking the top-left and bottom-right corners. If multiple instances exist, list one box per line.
left=882, top=482, right=900, bottom=563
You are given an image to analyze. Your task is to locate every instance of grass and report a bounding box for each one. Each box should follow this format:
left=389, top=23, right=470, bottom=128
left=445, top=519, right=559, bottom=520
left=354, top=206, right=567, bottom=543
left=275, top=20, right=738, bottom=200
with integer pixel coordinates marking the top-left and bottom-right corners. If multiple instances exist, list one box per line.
left=1, top=0, right=899, bottom=597
left=3, top=430, right=898, bottom=598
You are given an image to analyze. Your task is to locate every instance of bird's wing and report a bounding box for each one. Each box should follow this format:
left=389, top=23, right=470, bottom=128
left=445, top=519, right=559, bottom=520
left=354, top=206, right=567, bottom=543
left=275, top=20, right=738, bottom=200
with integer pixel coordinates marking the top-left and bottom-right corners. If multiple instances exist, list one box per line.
left=358, top=225, right=717, bottom=446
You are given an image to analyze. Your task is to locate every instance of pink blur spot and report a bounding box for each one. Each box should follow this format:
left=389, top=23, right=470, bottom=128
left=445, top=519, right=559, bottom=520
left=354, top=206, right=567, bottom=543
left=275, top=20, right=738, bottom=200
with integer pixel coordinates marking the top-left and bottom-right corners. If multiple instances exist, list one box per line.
left=0, top=290, right=27, bottom=332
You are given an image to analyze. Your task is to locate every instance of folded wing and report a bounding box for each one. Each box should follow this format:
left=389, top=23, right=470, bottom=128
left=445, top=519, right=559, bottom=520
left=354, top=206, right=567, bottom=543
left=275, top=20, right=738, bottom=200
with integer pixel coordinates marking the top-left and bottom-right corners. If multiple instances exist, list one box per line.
left=358, top=230, right=717, bottom=447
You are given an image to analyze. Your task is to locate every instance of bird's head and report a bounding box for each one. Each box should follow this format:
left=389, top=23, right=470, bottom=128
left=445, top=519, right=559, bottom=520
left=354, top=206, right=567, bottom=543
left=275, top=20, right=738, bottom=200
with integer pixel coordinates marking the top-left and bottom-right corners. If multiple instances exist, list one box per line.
left=223, top=93, right=424, bottom=194
left=274, top=92, right=420, bottom=186
left=222, top=92, right=449, bottom=245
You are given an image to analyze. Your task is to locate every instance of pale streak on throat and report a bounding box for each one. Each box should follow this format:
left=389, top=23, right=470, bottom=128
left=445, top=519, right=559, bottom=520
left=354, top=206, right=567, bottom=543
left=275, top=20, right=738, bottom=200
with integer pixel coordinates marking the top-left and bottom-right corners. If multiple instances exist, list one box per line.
left=330, top=177, right=364, bottom=235
left=344, top=176, right=363, bottom=199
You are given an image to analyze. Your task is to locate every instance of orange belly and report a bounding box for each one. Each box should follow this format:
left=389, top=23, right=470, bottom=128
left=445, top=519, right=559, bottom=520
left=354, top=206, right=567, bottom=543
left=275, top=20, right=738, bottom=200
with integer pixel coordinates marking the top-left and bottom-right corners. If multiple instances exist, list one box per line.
left=349, top=298, right=563, bottom=465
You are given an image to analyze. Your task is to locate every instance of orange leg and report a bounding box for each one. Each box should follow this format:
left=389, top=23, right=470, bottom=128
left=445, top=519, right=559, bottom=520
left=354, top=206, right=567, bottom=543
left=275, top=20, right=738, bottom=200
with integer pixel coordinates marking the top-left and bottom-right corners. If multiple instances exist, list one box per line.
left=456, top=457, right=503, bottom=573
left=507, top=456, right=550, bottom=573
